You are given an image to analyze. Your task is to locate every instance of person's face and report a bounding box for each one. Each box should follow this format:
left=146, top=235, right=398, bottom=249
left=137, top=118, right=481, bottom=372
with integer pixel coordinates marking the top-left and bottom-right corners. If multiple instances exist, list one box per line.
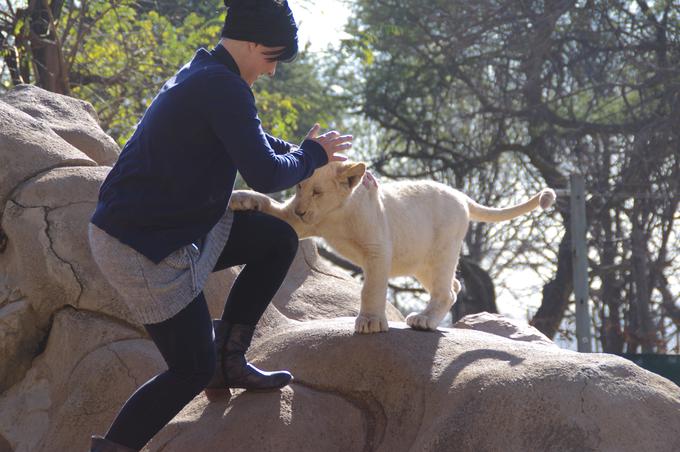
left=245, top=43, right=284, bottom=86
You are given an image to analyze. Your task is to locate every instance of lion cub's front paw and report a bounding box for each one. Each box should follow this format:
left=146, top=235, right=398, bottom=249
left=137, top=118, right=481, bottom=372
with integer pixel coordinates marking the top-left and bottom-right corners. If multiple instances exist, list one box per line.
left=229, top=191, right=269, bottom=212
left=405, top=313, right=439, bottom=331
left=355, top=314, right=389, bottom=334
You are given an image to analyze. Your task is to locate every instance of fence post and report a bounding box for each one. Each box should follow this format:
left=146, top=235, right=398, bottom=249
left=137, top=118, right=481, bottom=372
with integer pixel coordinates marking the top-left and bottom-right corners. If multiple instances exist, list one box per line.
left=570, top=173, right=592, bottom=352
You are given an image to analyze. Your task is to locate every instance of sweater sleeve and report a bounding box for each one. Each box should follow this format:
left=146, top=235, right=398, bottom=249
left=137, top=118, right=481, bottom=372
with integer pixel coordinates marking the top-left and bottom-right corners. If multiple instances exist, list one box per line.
left=202, top=75, right=328, bottom=193
left=265, top=134, right=296, bottom=155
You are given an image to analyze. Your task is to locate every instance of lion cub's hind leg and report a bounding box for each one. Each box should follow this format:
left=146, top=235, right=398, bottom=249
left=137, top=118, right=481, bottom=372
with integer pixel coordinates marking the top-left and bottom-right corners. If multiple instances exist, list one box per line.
left=406, top=243, right=462, bottom=331
left=406, top=279, right=457, bottom=331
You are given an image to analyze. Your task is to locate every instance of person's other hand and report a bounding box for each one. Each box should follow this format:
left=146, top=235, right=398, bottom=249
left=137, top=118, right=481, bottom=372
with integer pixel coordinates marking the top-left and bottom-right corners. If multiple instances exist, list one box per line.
left=305, top=123, right=351, bottom=162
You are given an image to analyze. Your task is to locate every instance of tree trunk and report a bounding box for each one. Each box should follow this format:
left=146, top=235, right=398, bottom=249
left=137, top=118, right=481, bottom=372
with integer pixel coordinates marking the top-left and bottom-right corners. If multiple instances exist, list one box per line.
left=600, top=209, right=624, bottom=353
left=530, top=228, right=573, bottom=338
left=29, top=0, right=69, bottom=94
left=630, top=218, right=656, bottom=352
left=451, top=258, right=497, bottom=322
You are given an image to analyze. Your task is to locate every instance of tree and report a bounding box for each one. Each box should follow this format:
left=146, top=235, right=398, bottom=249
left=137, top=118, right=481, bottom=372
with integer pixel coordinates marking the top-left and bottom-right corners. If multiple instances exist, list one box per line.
left=1, top=0, right=68, bottom=92
left=337, top=0, right=679, bottom=352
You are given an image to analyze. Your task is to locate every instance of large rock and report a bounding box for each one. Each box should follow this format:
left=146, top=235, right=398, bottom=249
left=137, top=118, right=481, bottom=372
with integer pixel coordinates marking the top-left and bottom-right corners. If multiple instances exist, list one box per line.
left=0, top=165, right=136, bottom=392
left=150, top=386, right=366, bottom=452
left=0, top=300, right=39, bottom=392
left=2, top=167, right=126, bottom=325
left=2, top=84, right=120, bottom=165
left=0, top=308, right=159, bottom=452
left=0, top=90, right=124, bottom=402
left=6, top=166, right=137, bottom=321
left=0, top=100, right=95, bottom=219
left=453, top=311, right=557, bottom=347
left=150, top=318, right=680, bottom=452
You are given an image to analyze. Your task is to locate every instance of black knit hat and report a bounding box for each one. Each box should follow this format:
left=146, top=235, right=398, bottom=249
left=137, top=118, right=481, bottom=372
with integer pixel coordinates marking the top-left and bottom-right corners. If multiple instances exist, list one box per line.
left=221, top=0, right=298, bottom=62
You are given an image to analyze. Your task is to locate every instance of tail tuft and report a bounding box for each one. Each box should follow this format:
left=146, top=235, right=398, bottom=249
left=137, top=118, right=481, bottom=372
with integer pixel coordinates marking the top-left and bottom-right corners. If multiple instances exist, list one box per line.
left=539, top=188, right=556, bottom=210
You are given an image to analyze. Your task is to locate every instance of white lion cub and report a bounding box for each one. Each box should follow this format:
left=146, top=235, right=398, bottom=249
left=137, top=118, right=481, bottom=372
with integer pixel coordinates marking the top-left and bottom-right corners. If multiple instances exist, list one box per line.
left=230, top=161, right=555, bottom=334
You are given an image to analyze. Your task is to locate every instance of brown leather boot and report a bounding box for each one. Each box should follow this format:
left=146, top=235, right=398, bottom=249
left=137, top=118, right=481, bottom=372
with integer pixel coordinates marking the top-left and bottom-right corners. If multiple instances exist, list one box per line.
left=204, top=320, right=293, bottom=402
left=90, top=435, right=138, bottom=452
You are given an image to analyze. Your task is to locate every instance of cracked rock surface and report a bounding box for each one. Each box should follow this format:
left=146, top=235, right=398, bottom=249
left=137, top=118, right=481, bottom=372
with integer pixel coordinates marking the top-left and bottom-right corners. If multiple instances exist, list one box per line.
left=0, top=99, right=95, bottom=220
left=1, top=87, right=679, bottom=452
left=0, top=308, right=157, bottom=452
left=2, top=84, right=120, bottom=166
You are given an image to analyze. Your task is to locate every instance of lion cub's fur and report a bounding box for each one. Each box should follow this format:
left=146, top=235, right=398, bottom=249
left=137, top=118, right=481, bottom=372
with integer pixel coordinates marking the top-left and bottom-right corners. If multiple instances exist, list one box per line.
left=230, top=161, right=556, bottom=333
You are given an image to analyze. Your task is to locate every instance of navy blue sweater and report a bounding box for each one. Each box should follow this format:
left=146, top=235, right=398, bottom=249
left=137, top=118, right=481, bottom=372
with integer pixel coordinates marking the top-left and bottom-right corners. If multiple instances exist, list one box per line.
left=91, top=44, right=328, bottom=263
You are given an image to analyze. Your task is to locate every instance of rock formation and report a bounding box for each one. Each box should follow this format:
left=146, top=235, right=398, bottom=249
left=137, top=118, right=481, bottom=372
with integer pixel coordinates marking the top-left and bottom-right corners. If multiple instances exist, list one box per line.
left=0, top=86, right=678, bottom=452
left=2, top=84, right=119, bottom=166
left=150, top=318, right=680, bottom=452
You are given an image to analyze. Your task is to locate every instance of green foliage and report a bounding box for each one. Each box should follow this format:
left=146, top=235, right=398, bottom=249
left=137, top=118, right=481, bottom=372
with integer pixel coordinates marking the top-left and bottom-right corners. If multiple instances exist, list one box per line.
left=255, top=90, right=300, bottom=141
left=63, top=1, right=223, bottom=144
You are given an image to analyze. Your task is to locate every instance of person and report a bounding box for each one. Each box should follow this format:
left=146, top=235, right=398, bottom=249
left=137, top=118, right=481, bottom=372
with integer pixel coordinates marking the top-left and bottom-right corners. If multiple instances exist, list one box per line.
left=87, top=1, right=352, bottom=450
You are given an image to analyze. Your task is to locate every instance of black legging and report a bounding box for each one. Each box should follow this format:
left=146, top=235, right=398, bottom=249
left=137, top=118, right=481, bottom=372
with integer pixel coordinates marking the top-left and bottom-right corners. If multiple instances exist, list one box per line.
left=105, top=211, right=298, bottom=449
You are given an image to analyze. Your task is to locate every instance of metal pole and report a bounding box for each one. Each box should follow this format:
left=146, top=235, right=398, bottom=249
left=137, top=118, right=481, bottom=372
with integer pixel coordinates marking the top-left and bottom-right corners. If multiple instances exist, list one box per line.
left=570, top=173, right=592, bottom=352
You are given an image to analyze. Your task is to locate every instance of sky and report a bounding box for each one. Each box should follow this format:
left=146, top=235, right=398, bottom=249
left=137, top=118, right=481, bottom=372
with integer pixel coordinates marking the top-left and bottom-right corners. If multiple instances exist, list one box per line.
left=289, top=0, right=352, bottom=52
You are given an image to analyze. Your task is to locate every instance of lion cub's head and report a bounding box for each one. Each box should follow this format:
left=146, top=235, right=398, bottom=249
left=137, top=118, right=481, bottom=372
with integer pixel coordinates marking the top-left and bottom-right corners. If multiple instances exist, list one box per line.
left=292, top=161, right=366, bottom=225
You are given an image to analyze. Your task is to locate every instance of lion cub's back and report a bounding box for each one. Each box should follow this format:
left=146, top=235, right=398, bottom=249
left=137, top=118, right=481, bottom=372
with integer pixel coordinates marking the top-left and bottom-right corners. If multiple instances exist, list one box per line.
left=380, top=179, right=470, bottom=239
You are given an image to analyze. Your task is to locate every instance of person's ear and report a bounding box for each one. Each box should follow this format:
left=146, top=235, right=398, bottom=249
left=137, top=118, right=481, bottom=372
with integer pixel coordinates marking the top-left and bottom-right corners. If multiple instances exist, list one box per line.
left=337, top=162, right=366, bottom=189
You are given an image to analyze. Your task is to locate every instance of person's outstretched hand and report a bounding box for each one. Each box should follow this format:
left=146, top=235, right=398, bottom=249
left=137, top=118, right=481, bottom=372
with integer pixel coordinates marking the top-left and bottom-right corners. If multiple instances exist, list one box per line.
left=305, top=123, right=351, bottom=162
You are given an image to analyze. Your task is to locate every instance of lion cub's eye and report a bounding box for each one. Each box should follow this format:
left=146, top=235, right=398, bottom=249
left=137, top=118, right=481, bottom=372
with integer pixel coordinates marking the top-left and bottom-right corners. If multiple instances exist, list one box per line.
left=296, top=184, right=302, bottom=190
left=312, top=189, right=322, bottom=197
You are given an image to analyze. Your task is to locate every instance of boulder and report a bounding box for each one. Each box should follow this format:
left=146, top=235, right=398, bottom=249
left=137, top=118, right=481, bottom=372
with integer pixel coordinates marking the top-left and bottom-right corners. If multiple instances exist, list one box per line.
left=0, top=165, right=123, bottom=392
left=9, top=166, right=140, bottom=320
left=150, top=318, right=680, bottom=452
left=453, top=311, right=557, bottom=347
left=150, top=386, right=366, bottom=452
left=0, top=89, right=125, bottom=397
left=0, top=308, right=158, bottom=452
left=2, top=84, right=120, bottom=165
left=2, top=166, right=128, bottom=326
left=0, top=100, right=95, bottom=219
left=0, top=300, right=39, bottom=392
left=1, top=200, right=83, bottom=324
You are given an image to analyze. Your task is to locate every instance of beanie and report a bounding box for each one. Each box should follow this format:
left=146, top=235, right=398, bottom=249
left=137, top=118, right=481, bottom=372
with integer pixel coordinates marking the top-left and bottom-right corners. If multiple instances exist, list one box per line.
left=221, top=0, right=299, bottom=62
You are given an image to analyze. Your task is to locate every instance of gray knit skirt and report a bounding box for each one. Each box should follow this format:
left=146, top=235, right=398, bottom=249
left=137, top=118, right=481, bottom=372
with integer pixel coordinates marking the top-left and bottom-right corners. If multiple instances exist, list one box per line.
left=88, top=209, right=234, bottom=325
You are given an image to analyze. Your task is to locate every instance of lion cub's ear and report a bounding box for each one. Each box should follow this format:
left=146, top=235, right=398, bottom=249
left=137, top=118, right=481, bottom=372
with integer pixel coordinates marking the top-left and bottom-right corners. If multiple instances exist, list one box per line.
left=337, top=162, right=366, bottom=189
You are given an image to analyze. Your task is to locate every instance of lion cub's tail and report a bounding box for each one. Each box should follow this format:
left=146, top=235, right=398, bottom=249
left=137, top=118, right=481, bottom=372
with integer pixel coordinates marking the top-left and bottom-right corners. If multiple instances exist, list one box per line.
left=467, top=188, right=556, bottom=223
